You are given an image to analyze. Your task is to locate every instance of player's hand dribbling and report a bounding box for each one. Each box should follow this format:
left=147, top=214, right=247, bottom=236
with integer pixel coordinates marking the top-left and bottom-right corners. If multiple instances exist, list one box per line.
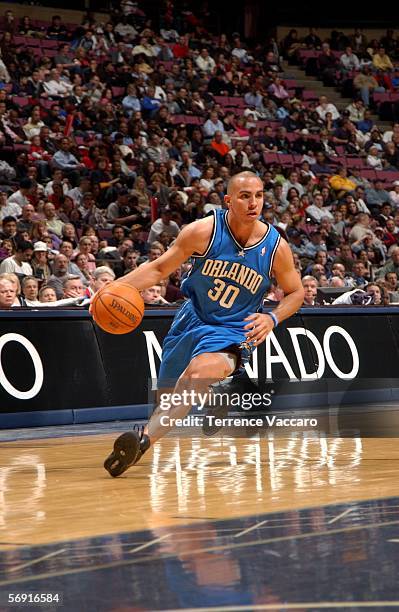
left=244, top=313, right=275, bottom=346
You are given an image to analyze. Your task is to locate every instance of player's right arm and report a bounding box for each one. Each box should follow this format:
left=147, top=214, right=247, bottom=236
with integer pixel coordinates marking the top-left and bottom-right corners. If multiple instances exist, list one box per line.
left=113, top=216, right=214, bottom=291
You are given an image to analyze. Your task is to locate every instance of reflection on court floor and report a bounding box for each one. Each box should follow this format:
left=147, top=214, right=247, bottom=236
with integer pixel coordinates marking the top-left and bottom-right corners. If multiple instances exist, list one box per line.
left=0, top=424, right=399, bottom=609
left=1, top=497, right=399, bottom=610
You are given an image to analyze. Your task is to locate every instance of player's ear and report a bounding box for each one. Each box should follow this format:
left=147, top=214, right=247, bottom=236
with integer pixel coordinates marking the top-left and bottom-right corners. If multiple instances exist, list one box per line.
left=224, top=195, right=231, bottom=208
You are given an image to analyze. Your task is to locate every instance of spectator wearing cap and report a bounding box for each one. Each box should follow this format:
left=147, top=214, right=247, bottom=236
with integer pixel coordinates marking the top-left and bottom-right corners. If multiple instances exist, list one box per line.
left=0, top=240, right=33, bottom=275
left=147, top=208, right=180, bottom=244
left=31, top=241, right=52, bottom=281
left=303, top=232, right=327, bottom=259
left=288, top=229, right=308, bottom=257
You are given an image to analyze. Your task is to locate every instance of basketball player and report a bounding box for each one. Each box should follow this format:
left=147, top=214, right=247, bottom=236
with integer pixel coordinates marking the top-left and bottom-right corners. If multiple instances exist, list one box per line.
left=103, top=172, right=304, bottom=476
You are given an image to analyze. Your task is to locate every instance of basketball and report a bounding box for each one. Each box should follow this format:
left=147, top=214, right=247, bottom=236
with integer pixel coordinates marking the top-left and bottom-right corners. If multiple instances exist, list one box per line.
left=91, top=282, right=144, bottom=335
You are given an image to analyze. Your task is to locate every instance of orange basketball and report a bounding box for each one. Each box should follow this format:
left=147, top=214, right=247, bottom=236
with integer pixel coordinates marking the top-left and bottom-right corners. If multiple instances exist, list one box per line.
left=91, top=282, right=144, bottom=335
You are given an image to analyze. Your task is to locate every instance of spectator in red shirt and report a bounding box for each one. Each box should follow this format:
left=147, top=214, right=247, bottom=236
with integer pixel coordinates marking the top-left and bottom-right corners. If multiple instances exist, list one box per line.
left=172, top=36, right=189, bottom=59
left=210, top=131, right=230, bottom=162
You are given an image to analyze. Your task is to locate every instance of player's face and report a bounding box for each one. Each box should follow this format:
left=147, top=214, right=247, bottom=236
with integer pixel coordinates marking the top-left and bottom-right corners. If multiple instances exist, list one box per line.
left=225, top=177, right=264, bottom=224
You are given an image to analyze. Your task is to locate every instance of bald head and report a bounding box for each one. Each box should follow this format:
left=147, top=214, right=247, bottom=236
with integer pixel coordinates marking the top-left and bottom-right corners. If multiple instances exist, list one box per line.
left=227, top=171, right=262, bottom=195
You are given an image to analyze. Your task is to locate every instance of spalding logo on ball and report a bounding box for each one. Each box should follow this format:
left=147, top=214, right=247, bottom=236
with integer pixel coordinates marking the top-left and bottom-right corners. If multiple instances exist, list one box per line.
left=91, top=282, right=144, bottom=334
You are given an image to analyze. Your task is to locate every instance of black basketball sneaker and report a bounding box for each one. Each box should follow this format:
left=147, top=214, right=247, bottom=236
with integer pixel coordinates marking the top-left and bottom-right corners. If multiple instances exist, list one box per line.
left=104, top=425, right=151, bottom=477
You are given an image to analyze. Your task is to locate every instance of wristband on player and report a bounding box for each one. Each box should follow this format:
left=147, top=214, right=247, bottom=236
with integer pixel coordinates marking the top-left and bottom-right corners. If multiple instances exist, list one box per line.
left=266, top=312, right=279, bottom=328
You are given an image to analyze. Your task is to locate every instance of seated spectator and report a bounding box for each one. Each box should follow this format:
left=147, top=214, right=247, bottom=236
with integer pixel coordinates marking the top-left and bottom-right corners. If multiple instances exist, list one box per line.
left=31, top=241, right=52, bottom=281
left=376, top=245, right=399, bottom=278
left=365, top=179, right=391, bottom=211
left=329, top=167, right=356, bottom=197
left=43, top=202, right=64, bottom=238
left=373, top=46, right=394, bottom=72
left=306, top=193, right=334, bottom=224
left=7, top=178, right=34, bottom=210
left=0, top=277, right=16, bottom=309
left=47, top=15, right=68, bottom=40
left=210, top=131, right=230, bottom=162
left=0, top=240, right=33, bottom=275
left=316, top=95, right=340, bottom=122
left=203, top=111, right=225, bottom=138
left=148, top=208, right=180, bottom=244
left=87, top=266, right=115, bottom=297
left=365, top=282, right=383, bottom=304
left=340, top=46, right=360, bottom=72
left=353, top=66, right=384, bottom=107
left=75, top=236, right=97, bottom=273
left=141, top=284, right=170, bottom=305
left=62, top=275, right=85, bottom=299
left=367, top=145, right=383, bottom=170
left=302, top=275, right=319, bottom=305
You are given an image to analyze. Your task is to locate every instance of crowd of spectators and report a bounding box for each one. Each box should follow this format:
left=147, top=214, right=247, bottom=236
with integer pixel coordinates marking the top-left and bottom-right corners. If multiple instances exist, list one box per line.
left=0, top=3, right=399, bottom=309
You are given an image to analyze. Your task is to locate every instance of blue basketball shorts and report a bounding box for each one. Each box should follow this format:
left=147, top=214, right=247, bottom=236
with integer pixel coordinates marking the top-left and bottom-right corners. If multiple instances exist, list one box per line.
left=158, top=300, right=252, bottom=386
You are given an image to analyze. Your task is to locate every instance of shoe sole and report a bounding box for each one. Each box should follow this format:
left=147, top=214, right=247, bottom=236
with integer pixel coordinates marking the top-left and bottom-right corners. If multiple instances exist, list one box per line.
left=104, top=431, right=141, bottom=477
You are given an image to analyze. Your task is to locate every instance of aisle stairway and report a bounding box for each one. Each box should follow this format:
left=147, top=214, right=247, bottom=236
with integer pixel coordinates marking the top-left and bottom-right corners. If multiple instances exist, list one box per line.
left=282, top=61, right=392, bottom=132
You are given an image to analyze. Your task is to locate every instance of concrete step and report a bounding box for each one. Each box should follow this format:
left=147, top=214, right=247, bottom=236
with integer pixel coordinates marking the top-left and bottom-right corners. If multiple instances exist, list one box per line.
left=282, top=61, right=392, bottom=132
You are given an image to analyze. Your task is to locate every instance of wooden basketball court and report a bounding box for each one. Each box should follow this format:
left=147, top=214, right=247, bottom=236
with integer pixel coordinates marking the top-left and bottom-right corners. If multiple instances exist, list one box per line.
left=1, top=417, right=399, bottom=609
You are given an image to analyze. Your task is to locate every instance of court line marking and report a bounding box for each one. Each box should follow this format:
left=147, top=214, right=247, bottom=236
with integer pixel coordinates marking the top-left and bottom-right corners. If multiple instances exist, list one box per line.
left=328, top=508, right=357, bottom=524
left=127, top=534, right=170, bottom=554
left=233, top=520, right=268, bottom=538
left=387, top=539, right=399, bottom=543
left=1, top=518, right=399, bottom=587
left=9, top=549, right=66, bottom=573
left=172, top=603, right=399, bottom=611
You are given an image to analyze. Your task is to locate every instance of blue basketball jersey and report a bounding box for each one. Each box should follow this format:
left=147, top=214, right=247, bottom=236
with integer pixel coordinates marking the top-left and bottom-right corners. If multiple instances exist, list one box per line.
left=181, top=209, right=281, bottom=328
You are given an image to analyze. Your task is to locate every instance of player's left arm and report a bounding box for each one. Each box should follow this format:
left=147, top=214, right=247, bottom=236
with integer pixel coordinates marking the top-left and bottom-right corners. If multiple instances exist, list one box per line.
left=244, top=238, right=304, bottom=345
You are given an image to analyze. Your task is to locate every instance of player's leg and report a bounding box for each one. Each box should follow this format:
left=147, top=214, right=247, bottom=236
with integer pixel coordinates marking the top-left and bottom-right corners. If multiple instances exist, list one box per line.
left=145, top=350, right=236, bottom=443
left=104, top=351, right=236, bottom=477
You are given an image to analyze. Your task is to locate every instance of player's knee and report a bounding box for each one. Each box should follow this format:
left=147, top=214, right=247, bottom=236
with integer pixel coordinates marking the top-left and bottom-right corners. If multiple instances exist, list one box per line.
left=184, top=359, right=230, bottom=383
